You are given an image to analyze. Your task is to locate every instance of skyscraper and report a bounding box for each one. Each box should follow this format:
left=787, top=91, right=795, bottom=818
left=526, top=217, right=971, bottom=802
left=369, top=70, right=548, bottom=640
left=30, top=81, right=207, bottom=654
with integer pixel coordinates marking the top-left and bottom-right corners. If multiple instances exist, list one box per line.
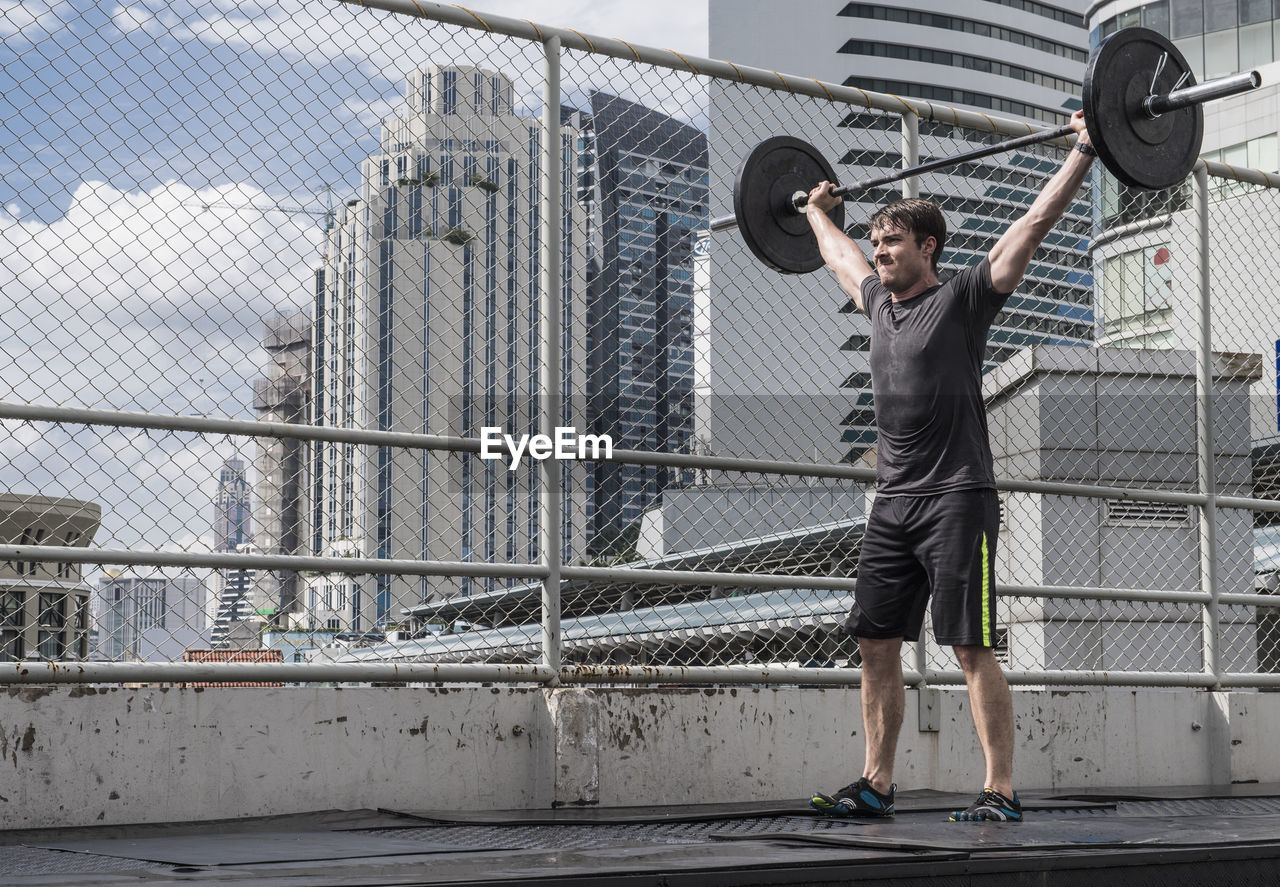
left=213, top=457, right=250, bottom=553
left=251, top=311, right=311, bottom=621
left=575, top=92, right=708, bottom=548
left=307, top=64, right=589, bottom=630
left=211, top=456, right=252, bottom=646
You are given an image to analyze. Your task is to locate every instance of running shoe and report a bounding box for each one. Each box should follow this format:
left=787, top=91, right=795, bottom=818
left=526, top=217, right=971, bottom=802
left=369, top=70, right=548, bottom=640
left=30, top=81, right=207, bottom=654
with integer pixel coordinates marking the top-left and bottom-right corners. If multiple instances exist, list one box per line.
left=809, top=777, right=895, bottom=818
left=948, top=787, right=1022, bottom=822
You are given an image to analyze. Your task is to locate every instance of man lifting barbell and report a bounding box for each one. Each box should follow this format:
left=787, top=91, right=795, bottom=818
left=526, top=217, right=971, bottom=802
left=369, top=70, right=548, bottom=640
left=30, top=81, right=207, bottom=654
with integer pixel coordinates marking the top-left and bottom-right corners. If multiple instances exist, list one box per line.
left=803, top=110, right=1094, bottom=825
left=702, top=25, right=1261, bottom=824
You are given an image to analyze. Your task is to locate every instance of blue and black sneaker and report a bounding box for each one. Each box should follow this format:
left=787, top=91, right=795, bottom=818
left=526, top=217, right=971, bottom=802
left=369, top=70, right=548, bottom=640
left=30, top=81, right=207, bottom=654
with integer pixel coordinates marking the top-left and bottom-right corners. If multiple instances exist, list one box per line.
left=809, top=777, right=895, bottom=818
left=949, top=788, right=1022, bottom=822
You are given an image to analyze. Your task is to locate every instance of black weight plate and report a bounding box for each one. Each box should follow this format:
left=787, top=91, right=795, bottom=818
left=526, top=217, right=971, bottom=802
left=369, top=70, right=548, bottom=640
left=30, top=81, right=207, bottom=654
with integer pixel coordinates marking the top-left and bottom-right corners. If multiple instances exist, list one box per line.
left=733, top=136, right=843, bottom=274
left=1084, top=26, right=1202, bottom=191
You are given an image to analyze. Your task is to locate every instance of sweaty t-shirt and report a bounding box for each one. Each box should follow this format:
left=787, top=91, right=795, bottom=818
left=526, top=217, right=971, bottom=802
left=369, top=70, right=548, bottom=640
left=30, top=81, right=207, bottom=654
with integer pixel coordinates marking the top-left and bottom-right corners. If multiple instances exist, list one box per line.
left=859, top=258, right=1011, bottom=496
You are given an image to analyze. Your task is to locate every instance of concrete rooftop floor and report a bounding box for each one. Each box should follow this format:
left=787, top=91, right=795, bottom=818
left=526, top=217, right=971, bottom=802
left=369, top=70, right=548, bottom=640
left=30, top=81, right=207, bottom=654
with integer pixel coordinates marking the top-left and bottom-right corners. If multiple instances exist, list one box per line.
left=3, top=785, right=1280, bottom=886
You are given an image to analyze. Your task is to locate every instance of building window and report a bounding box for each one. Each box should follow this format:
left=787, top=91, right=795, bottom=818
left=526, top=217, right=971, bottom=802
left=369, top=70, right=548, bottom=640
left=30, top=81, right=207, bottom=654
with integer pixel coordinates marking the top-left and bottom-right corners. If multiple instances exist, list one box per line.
left=443, top=70, right=457, bottom=115
left=448, top=187, right=461, bottom=229
left=0, top=630, right=22, bottom=661
left=1101, top=244, right=1174, bottom=336
left=409, top=186, right=423, bottom=238
left=490, top=75, right=502, bottom=115
left=38, top=593, right=65, bottom=630
left=383, top=187, right=398, bottom=239
left=36, top=631, right=62, bottom=660
left=1, top=591, right=23, bottom=628
left=36, top=593, right=66, bottom=660
left=1171, top=0, right=1205, bottom=36
left=1239, top=0, right=1275, bottom=67
left=1144, top=0, right=1172, bottom=34
left=838, top=3, right=1087, bottom=61
left=17, top=527, right=45, bottom=576
left=838, top=41, right=1080, bottom=93
left=1206, top=22, right=1241, bottom=75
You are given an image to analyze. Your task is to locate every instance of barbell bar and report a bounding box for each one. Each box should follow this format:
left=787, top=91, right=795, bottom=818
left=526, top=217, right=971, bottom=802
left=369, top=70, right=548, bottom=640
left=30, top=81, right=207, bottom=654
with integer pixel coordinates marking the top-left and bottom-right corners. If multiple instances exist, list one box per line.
left=708, top=27, right=1263, bottom=274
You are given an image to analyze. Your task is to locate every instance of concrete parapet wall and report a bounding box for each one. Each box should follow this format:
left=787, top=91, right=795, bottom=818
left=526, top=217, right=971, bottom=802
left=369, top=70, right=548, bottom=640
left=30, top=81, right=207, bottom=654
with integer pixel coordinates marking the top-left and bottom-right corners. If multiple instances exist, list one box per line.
left=1, top=684, right=1276, bottom=828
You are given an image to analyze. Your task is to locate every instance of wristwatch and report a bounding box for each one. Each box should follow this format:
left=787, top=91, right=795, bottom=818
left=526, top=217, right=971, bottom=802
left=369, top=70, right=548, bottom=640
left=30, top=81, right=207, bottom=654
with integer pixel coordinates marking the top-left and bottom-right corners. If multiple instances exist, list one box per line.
left=1074, top=142, right=1097, bottom=157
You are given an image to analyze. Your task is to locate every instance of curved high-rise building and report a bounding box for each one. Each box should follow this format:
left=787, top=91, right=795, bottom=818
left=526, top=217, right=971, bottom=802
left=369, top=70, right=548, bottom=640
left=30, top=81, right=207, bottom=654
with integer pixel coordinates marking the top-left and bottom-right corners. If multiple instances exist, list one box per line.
left=707, top=0, right=1092, bottom=461
left=307, top=64, right=590, bottom=629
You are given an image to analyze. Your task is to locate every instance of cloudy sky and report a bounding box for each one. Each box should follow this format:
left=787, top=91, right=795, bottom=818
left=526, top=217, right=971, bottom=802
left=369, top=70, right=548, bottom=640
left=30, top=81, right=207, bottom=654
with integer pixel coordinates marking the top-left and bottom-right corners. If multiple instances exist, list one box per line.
left=0, top=0, right=709, bottom=558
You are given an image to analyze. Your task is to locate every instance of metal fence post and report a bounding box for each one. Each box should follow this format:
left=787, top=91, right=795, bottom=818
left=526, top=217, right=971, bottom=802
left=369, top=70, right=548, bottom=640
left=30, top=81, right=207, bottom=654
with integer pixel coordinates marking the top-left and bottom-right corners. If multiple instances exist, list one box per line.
left=901, top=111, right=919, bottom=201
left=900, top=111, right=928, bottom=685
left=1194, top=164, right=1221, bottom=688
left=540, top=35, right=563, bottom=683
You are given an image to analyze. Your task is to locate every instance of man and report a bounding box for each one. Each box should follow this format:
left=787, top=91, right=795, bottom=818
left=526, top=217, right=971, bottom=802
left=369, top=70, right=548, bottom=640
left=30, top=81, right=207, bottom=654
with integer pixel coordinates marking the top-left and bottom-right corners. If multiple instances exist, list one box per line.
left=805, top=110, right=1094, bottom=823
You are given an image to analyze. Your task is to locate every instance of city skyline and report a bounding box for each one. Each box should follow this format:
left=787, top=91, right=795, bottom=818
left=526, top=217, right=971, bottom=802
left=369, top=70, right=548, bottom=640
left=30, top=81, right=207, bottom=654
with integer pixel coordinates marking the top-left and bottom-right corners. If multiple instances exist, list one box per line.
left=0, top=1, right=712, bottom=565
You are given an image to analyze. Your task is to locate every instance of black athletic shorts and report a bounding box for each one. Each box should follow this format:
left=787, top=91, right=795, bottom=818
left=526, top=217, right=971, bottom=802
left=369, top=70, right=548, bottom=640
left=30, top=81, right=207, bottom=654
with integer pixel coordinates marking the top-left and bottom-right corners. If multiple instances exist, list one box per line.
left=845, top=489, right=1000, bottom=647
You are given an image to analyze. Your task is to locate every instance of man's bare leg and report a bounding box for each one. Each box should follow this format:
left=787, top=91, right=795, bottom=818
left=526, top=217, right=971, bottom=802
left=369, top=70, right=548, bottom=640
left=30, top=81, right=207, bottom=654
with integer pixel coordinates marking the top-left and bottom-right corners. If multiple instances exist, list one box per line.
left=859, top=636, right=905, bottom=794
left=954, top=644, right=1014, bottom=798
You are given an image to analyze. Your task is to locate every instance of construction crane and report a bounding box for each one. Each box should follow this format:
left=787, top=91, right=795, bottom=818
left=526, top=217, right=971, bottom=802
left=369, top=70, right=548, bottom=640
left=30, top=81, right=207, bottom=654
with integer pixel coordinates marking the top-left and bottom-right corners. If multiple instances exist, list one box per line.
left=179, top=186, right=339, bottom=232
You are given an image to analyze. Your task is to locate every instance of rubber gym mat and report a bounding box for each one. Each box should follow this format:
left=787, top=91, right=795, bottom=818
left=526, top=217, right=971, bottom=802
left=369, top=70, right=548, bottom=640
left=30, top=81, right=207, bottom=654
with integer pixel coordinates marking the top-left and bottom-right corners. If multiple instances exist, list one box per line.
left=33, top=829, right=510, bottom=866
left=388, top=790, right=1113, bottom=825
left=724, top=809, right=1280, bottom=854
left=1044, top=782, right=1280, bottom=802
left=0, top=808, right=417, bottom=847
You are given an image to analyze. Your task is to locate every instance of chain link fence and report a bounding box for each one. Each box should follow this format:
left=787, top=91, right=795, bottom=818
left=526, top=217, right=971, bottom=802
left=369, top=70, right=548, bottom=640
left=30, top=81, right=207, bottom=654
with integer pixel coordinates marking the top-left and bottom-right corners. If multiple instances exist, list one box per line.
left=2, top=0, right=1279, bottom=686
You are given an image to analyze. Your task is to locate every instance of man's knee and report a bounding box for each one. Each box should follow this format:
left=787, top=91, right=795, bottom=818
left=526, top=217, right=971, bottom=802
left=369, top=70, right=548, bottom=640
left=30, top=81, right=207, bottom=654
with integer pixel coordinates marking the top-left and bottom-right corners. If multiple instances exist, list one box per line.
left=952, top=643, right=997, bottom=672
left=857, top=636, right=904, bottom=667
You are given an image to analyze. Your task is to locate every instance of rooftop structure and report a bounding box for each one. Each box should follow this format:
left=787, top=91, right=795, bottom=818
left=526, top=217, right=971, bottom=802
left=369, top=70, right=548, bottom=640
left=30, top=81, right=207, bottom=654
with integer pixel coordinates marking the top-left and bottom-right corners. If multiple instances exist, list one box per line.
left=0, top=494, right=100, bottom=662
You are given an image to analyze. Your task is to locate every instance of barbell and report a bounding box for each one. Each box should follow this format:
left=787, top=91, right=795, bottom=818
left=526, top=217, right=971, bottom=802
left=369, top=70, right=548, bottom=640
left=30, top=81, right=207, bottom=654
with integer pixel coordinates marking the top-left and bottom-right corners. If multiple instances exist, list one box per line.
left=709, top=27, right=1262, bottom=274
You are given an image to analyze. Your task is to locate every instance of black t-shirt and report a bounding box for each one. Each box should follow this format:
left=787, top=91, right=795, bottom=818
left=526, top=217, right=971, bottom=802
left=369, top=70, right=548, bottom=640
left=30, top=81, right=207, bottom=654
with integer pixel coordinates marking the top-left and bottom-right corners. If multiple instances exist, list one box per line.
left=859, top=258, right=1011, bottom=496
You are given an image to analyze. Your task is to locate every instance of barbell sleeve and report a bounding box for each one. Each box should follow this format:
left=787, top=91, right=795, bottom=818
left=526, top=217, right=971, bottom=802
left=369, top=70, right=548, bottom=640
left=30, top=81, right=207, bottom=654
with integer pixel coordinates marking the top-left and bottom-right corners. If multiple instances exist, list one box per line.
left=1143, top=69, right=1261, bottom=117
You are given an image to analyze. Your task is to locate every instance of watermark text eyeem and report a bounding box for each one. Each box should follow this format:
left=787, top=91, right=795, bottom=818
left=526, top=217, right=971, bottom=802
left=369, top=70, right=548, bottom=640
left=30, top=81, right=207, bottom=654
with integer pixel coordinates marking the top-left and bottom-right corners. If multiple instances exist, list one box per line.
left=480, top=427, right=613, bottom=469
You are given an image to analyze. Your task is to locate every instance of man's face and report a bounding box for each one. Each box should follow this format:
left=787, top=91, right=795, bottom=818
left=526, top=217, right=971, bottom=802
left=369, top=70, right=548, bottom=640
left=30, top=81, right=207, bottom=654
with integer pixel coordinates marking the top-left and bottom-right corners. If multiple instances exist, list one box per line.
left=869, top=223, right=935, bottom=294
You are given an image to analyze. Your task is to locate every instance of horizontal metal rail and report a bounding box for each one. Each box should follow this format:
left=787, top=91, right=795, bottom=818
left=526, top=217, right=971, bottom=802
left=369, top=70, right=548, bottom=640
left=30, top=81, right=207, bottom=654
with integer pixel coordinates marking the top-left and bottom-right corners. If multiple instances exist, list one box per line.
left=12, top=545, right=1280, bottom=609
left=5, top=402, right=1280, bottom=513
left=933, top=669, right=1219, bottom=688
left=0, top=660, right=1248, bottom=688
left=1199, top=158, right=1280, bottom=188
left=0, top=660, right=557, bottom=685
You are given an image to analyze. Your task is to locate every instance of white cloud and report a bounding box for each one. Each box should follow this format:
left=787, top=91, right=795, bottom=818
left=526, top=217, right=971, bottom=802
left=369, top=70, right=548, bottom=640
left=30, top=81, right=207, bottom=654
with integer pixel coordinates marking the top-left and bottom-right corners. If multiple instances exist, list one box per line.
left=0, top=180, right=323, bottom=412
left=111, top=0, right=707, bottom=60
left=480, top=1, right=708, bottom=55
left=0, top=179, right=308, bottom=550
left=0, top=0, right=71, bottom=39
left=109, top=0, right=710, bottom=129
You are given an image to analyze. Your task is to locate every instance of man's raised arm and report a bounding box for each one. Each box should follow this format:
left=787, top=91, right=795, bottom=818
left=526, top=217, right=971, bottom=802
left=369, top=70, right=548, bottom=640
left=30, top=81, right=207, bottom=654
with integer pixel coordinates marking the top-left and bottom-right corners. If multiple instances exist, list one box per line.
left=987, top=110, right=1095, bottom=294
left=806, top=182, right=876, bottom=313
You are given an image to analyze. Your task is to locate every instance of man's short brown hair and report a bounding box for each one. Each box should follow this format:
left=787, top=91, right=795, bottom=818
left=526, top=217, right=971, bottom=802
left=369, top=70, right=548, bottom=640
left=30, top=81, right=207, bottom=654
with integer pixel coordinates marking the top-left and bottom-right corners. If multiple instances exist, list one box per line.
left=869, top=199, right=947, bottom=273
